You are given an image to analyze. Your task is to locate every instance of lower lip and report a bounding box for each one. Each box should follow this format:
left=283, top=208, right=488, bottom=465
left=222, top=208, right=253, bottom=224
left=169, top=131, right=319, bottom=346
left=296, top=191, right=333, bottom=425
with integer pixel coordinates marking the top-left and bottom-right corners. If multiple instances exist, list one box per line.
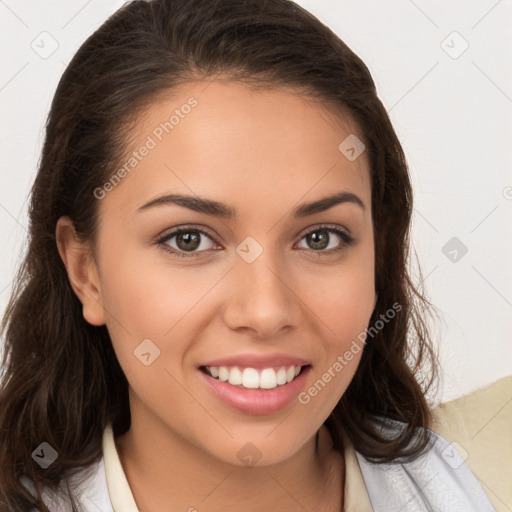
left=199, top=367, right=311, bottom=415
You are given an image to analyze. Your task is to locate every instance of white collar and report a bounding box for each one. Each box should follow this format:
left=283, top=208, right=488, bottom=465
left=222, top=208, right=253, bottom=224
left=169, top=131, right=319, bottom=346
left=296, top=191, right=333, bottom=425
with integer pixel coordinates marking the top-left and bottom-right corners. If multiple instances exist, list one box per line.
left=103, top=423, right=140, bottom=512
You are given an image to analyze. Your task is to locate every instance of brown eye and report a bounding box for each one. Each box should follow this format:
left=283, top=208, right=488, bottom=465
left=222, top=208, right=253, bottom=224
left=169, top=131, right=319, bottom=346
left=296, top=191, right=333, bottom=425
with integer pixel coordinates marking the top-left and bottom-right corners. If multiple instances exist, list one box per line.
left=175, top=231, right=201, bottom=251
left=305, top=230, right=330, bottom=250
left=157, top=227, right=217, bottom=258
left=297, top=226, right=354, bottom=254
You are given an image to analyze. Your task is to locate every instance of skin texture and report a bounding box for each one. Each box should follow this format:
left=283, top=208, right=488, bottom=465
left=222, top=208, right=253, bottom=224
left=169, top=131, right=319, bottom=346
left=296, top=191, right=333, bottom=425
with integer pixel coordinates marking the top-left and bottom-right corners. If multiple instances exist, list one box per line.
left=56, top=80, right=376, bottom=512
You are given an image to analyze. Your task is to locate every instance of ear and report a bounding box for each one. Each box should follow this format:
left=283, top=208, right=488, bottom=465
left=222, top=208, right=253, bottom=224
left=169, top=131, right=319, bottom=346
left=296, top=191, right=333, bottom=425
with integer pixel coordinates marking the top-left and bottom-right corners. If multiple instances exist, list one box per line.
left=55, top=216, right=106, bottom=326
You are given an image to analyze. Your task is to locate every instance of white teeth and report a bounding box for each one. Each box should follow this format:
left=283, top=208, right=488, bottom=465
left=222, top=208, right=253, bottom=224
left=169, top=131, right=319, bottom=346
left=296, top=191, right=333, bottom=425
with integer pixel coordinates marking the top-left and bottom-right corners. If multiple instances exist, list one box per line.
left=242, top=368, right=260, bottom=389
left=205, top=365, right=303, bottom=389
left=260, top=368, right=277, bottom=389
left=218, top=367, right=229, bottom=382
left=228, top=367, right=242, bottom=386
left=276, top=367, right=287, bottom=385
left=286, top=366, right=295, bottom=383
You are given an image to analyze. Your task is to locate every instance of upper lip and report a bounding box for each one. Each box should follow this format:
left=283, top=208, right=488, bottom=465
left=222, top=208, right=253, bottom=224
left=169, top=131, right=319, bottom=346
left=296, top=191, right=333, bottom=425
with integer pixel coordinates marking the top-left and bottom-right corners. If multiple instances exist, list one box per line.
left=200, top=353, right=310, bottom=369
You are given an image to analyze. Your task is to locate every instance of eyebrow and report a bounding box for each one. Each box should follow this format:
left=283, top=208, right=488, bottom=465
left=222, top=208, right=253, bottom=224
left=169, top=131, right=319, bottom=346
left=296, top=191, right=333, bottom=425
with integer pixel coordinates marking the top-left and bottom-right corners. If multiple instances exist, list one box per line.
left=136, top=191, right=365, bottom=219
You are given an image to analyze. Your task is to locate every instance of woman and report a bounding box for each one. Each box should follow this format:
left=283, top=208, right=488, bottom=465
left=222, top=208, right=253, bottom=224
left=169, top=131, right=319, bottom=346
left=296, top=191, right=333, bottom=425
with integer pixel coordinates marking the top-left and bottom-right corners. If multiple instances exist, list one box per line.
left=0, top=0, right=497, bottom=510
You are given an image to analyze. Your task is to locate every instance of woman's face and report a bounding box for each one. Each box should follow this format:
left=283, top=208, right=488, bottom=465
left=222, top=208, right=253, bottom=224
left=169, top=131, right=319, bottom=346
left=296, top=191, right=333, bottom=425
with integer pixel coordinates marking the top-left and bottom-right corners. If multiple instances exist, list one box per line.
left=85, top=80, right=375, bottom=466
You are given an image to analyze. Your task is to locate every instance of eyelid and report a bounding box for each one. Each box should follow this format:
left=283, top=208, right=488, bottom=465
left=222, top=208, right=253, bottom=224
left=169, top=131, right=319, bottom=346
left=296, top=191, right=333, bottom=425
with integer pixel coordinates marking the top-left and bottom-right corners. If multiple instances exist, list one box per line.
left=298, top=222, right=352, bottom=238
left=156, top=223, right=215, bottom=238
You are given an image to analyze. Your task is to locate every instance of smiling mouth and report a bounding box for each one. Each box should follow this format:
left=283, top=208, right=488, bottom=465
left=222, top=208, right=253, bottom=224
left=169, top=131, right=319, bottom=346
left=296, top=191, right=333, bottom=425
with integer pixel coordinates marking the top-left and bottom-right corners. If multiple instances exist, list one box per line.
left=199, top=364, right=310, bottom=390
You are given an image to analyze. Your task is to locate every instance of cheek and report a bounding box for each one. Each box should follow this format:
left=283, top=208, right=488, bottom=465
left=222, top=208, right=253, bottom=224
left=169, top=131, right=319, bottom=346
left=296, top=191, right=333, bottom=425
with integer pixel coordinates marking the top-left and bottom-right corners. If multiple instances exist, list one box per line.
left=99, top=245, right=217, bottom=333
left=297, top=263, right=374, bottom=417
left=97, top=243, right=232, bottom=385
left=301, top=253, right=375, bottom=344
left=97, top=252, right=203, bottom=417
left=298, top=246, right=375, bottom=410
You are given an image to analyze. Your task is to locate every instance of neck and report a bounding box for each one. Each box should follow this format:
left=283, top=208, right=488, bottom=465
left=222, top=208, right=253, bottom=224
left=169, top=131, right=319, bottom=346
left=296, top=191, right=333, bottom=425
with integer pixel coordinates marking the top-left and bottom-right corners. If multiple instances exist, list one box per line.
left=115, top=409, right=344, bottom=512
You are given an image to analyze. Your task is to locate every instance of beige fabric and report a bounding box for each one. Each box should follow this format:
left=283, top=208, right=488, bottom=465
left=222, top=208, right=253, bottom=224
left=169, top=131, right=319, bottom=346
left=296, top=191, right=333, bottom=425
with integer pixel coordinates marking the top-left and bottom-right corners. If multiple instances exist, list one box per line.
left=432, top=376, right=512, bottom=512
left=342, top=433, right=373, bottom=512
left=103, top=424, right=140, bottom=512
left=102, top=423, right=372, bottom=511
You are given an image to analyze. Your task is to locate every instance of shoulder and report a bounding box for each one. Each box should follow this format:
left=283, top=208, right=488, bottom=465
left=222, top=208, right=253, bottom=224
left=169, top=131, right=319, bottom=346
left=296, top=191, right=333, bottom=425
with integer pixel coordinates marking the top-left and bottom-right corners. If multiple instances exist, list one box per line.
left=20, top=456, right=114, bottom=512
left=354, top=418, right=497, bottom=511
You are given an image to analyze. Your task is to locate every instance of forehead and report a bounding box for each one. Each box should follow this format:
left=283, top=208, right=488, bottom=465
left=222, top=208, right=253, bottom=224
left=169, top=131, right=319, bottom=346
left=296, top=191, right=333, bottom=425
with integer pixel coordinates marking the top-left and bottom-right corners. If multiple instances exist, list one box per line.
left=100, top=80, right=371, bottom=217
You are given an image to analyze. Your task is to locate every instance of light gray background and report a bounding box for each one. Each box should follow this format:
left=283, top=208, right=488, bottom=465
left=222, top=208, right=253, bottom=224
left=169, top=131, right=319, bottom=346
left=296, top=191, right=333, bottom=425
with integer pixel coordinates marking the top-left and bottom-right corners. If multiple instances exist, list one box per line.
left=1, top=0, right=511, bottom=403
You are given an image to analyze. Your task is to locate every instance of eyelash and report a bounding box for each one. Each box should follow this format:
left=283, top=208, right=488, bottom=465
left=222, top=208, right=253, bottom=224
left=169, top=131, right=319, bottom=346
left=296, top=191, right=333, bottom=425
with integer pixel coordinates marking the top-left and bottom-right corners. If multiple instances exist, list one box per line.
left=155, top=224, right=355, bottom=259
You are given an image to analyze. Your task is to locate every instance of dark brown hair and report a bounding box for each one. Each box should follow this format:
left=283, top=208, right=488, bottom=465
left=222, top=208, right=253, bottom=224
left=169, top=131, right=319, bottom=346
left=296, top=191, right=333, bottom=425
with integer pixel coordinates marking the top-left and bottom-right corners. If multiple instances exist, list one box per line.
left=0, top=0, right=438, bottom=510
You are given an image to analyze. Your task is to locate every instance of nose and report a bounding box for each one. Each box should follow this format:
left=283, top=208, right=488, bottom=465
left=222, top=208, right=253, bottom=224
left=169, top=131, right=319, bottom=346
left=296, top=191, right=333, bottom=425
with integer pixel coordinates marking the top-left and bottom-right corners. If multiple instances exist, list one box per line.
left=222, top=245, right=299, bottom=339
